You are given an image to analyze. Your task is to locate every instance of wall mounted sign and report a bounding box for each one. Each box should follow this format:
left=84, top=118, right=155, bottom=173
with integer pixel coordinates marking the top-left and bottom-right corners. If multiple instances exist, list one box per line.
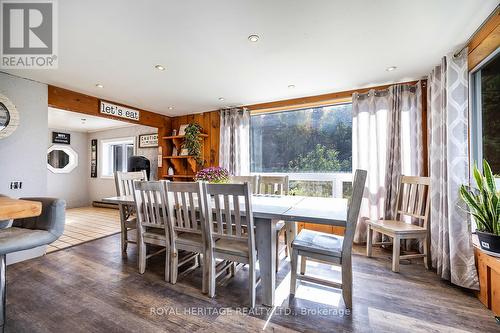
left=138, top=133, right=158, bottom=148
left=0, top=93, right=19, bottom=139
left=52, top=131, right=70, bottom=144
left=100, top=101, right=140, bottom=121
left=90, top=139, right=98, bottom=178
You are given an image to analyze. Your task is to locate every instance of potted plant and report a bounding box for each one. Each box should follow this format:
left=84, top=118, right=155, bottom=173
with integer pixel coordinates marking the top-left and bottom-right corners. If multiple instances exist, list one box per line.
left=182, top=123, right=204, bottom=165
left=460, top=160, right=500, bottom=254
left=195, top=167, right=229, bottom=183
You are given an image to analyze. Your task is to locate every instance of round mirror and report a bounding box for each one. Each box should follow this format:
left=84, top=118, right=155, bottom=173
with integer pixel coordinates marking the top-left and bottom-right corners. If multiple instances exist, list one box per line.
left=47, top=145, right=78, bottom=173
left=0, top=94, right=19, bottom=139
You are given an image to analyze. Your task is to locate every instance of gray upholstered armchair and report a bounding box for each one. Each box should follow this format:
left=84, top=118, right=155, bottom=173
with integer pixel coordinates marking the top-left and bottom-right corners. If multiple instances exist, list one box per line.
left=0, top=197, right=65, bottom=332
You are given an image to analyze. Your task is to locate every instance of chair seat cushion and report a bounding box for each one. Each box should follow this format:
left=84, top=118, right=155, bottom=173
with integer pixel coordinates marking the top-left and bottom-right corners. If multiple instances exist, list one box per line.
left=0, top=227, right=56, bottom=255
left=143, top=228, right=167, bottom=241
left=214, top=238, right=250, bottom=257
left=292, top=229, right=343, bottom=257
left=368, top=220, right=426, bottom=234
left=176, top=232, right=203, bottom=247
left=125, top=217, right=136, bottom=229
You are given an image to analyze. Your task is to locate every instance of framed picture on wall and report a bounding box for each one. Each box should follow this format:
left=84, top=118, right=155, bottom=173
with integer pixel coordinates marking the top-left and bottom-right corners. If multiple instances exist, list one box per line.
left=178, top=124, right=188, bottom=136
left=138, top=133, right=158, bottom=148
left=90, top=139, right=98, bottom=178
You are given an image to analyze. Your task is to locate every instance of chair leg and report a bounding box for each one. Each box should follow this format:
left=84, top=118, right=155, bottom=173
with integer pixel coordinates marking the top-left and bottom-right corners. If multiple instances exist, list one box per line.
left=284, top=229, right=289, bottom=258
left=138, top=240, right=146, bottom=274
left=170, top=252, right=179, bottom=284
left=201, top=252, right=208, bottom=294
left=275, top=231, right=280, bottom=273
left=208, top=255, right=216, bottom=298
left=289, top=248, right=298, bottom=296
left=392, top=236, right=400, bottom=273
left=249, top=259, right=256, bottom=308
left=366, top=225, right=373, bottom=257
left=164, top=246, right=170, bottom=283
left=300, top=255, right=307, bottom=275
left=423, top=236, right=431, bottom=270
left=119, top=206, right=127, bottom=257
left=341, top=256, right=353, bottom=309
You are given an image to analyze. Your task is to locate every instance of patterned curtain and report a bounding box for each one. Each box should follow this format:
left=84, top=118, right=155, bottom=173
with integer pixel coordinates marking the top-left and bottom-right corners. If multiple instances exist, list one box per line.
left=427, top=50, right=479, bottom=289
left=352, top=83, right=423, bottom=243
left=219, top=108, right=250, bottom=176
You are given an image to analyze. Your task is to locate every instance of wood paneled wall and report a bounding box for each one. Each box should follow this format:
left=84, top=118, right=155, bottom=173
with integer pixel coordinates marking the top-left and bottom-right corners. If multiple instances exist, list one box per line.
left=170, top=111, right=220, bottom=168
left=48, top=85, right=172, bottom=177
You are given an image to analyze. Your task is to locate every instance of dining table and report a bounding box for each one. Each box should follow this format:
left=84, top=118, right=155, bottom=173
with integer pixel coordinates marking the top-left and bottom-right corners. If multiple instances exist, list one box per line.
left=102, top=194, right=349, bottom=307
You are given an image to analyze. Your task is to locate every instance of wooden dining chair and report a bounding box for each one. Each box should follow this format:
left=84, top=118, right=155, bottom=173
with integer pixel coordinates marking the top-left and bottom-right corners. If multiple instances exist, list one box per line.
left=289, top=169, right=367, bottom=309
left=258, top=175, right=291, bottom=272
left=115, top=170, right=148, bottom=255
left=164, top=181, right=208, bottom=293
left=202, top=182, right=257, bottom=307
left=366, top=176, right=431, bottom=272
left=229, top=175, right=259, bottom=194
left=132, top=180, right=170, bottom=281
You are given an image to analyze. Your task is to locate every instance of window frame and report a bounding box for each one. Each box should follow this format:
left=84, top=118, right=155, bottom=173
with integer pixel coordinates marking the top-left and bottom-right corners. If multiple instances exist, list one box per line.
left=469, top=46, right=500, bottom=178
left=249, top=99, right=353, bottom=198
left=100, top=137, right=135, bottom=179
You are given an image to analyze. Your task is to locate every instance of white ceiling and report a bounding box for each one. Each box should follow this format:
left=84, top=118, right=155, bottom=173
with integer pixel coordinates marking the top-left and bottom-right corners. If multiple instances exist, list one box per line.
left=48, top=107, right=133, bottom=132
left=4, top=1, right=499, bottom=116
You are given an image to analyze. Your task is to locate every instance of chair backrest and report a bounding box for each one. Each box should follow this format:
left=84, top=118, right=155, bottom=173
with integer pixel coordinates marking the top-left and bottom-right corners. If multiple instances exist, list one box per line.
left=258, top=175, right=289, bottom=195
left=133, top=180, right=170, bottom=236
left=165, top=181, right=206, bottom=237
left=202, top=182, right=255, bottom=255
left=342, top=169, right=367, bottom=254
left=229, top=175, right=259, bottom=194
left=394, top=176, right=431, bottom=229
left=115, top=170, right=148, bottom=196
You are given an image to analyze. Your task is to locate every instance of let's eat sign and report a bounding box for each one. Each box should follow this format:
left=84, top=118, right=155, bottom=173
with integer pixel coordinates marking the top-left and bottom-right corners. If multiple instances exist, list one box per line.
left=100, top=101, right=140, bottom=121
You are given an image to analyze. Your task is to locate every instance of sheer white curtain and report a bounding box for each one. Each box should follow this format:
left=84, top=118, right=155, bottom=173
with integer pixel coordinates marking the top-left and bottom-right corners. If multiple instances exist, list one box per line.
left=352, top=83, right=423, bottom=243
left=219, top=108, right=250, bottom=176
left=427, top=50, right=479, bottom=289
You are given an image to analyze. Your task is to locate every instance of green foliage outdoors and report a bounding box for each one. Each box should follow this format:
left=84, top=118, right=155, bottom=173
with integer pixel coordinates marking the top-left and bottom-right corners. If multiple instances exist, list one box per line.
left=460, top=160, right=500, bottom=235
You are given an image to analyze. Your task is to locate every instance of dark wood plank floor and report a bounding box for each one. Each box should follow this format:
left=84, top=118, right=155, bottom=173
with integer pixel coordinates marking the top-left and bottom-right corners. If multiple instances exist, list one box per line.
left=5, top=234, right=497, bottom=333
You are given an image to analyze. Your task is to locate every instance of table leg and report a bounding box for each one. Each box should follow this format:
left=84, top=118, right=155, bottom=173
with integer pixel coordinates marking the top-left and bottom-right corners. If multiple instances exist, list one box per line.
left=255, top=217, right=276, bottom=307
left=285, top=221, right=297, bottom=255
left=118, top=204, right=128, bottom=257
left=0, top=254, right=6, bottom=332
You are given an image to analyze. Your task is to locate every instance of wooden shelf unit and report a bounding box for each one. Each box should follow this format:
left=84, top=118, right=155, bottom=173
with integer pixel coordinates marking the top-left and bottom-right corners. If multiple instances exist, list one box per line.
left=162, top=132, right=208, bottom=181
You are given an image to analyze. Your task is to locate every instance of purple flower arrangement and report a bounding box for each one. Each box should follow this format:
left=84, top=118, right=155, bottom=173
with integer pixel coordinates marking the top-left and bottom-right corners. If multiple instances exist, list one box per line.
left=195, top=167, right=229, bottom=183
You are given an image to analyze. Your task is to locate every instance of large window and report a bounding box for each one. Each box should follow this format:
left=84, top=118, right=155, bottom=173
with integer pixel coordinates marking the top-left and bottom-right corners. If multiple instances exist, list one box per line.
left=471, top=48, right=500, bottom=175
left=101, top=138, right=134, bottom=177
left=250, top=103, right=352, bottom=197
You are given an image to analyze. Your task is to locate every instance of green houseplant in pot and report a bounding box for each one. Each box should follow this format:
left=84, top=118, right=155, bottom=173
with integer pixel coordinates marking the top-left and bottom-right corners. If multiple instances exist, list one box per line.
left=460, top=160, right=500, bottom=254
left=182, top=123, right=204, bottom=166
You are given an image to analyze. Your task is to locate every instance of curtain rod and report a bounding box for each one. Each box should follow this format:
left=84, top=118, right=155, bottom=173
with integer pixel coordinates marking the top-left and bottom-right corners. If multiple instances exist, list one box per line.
left=354, top=81, right=419, bottom=98
left=453, top=5, right=499, bottom=58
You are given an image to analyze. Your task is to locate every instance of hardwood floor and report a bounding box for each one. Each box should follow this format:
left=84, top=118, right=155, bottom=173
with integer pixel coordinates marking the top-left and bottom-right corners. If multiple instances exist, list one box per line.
left=5, top=233, right=497, bottom=332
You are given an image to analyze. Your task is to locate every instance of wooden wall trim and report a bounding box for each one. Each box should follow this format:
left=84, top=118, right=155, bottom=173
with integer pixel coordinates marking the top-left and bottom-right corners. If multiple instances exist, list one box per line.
left=48, top=85, right=171, bottom=128
left=468, top=7, right=500, bottom=70
left=245, top=80, right=420, bottom=111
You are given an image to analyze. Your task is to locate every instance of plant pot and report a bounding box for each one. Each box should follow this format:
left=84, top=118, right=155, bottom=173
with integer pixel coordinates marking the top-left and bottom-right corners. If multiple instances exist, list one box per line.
left=477, top=231, right=500, bottom=254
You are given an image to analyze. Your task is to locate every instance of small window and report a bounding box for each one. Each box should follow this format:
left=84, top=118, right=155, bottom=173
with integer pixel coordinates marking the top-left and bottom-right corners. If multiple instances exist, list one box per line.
left=470, top=47, right=500, bottom=176
left=101, top=138, right=134, bottom=177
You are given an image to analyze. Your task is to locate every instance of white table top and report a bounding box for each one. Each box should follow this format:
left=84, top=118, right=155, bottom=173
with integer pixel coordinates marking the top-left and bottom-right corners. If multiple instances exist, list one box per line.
left=103, top=194, right=348, bottom=226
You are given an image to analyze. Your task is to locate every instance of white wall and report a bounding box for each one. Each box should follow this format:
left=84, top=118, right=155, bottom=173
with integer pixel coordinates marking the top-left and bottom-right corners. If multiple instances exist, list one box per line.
left=88, top=125, right=158, bottom=203
left=0, top=73, right=48, bottom=197
left=47, top=129, right=89, bottom=208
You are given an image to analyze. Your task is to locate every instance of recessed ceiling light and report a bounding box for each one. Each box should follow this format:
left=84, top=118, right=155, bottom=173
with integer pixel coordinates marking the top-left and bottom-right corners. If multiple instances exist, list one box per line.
left=288, top=84, right=296, bottom=89
left=154, top=64, right=166, bottom=71
left=168, top=106, right=174, bottom=110
left=218, top=97, right=225, bottom=101
left=95, top=83, right=104, bottom=88
left=386, top=66, right=397, bottom=72
left=81, top=118, right=86, bottom=122
left=248, top=34, right=259, bottom=42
